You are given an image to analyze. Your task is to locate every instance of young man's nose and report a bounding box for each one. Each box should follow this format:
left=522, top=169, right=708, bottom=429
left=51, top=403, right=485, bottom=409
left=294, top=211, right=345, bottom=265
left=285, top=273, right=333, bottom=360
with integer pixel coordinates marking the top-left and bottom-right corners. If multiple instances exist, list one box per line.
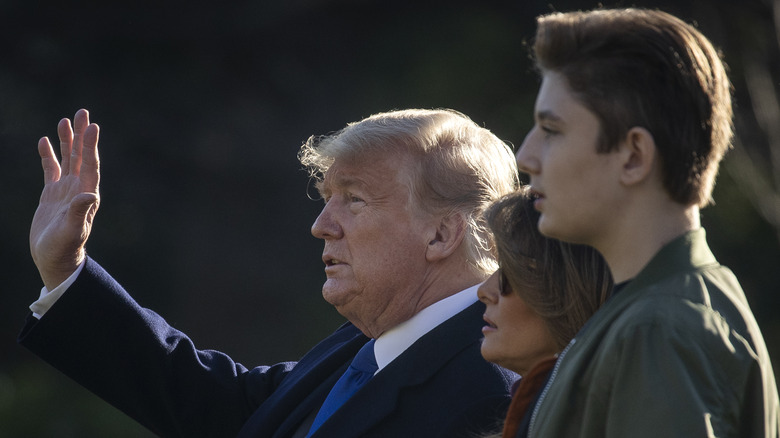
left=515, top=132, right=540, bottom=175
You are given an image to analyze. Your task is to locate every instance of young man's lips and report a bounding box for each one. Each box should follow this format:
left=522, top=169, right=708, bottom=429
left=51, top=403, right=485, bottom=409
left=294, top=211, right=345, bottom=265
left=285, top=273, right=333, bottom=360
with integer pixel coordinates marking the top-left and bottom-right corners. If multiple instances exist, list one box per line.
left=528, top=187, right=544, bottom=200
left=529, top=189, right=545, bottom=209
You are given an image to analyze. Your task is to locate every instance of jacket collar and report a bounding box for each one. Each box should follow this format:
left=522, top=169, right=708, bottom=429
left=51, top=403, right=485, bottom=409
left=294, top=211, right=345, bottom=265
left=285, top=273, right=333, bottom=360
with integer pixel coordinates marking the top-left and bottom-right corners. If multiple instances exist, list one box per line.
left=628, top=228, right=718, bottom=291
left=575, top=228, right=719, bottom=342
left=309, top=301, right=487, bottom=437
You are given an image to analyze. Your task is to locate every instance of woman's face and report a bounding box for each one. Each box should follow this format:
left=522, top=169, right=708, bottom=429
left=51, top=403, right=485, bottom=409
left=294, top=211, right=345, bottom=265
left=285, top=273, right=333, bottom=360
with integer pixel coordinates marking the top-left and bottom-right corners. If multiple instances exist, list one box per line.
left=477, top=270, right=559, bottom=376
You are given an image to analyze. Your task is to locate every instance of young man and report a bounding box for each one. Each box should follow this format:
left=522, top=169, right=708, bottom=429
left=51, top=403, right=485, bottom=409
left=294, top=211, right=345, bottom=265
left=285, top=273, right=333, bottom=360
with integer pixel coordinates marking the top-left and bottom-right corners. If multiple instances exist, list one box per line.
left=515, top=8, right=779, bottom=438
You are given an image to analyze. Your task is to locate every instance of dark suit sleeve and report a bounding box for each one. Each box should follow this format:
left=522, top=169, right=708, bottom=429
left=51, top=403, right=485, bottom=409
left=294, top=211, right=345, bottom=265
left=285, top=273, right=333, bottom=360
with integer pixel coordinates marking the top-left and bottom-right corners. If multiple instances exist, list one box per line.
left=18, top=257, right=295, bottom=438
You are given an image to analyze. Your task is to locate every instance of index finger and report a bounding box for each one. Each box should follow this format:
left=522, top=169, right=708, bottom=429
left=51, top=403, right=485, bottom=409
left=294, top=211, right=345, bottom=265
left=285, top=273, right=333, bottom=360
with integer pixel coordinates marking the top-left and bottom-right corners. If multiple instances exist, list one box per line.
left=38, top=136, right=62, bottom=184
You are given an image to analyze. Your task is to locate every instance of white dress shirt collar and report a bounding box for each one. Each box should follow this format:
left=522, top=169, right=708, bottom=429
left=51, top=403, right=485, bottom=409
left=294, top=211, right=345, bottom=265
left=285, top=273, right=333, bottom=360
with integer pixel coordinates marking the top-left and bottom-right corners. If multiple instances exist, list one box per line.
left=373, top=283, right=481, bottom=372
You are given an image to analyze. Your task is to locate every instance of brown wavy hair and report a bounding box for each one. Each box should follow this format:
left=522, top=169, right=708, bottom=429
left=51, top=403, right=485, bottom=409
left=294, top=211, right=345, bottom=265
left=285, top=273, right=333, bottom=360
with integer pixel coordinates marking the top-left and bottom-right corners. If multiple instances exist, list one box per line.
left=485, top=186, right=613, bottom=349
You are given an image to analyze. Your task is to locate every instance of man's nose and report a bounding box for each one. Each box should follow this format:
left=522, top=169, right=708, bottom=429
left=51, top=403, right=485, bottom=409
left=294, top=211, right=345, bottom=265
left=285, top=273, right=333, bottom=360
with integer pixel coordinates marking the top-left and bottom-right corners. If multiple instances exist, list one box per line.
left=311, top=203, right=342, bottom=240
left=515, top=130, right=540, bottom=175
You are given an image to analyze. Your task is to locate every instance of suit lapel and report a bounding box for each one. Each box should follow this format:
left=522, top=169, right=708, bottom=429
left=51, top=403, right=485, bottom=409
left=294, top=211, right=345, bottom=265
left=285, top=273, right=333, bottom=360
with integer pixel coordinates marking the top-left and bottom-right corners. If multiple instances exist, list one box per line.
left=310, top=302, right=486, bottom=437
left=237, top=324, right=369, bottom=438
left=275, top=360, right=347, bottom=438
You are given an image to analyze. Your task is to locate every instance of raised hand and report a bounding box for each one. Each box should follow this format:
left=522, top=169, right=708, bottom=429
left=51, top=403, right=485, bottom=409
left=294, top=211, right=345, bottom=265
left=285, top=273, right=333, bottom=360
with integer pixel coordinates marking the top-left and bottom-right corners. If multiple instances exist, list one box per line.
left=30, top=109, right=101, bottom=290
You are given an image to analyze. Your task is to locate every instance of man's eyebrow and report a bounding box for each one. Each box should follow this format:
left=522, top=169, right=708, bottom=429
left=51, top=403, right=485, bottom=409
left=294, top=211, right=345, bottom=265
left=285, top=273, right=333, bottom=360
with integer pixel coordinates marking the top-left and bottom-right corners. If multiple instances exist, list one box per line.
left=535, top=109, right=563, bottom=123
left=319, top=174, right=367, bottom=194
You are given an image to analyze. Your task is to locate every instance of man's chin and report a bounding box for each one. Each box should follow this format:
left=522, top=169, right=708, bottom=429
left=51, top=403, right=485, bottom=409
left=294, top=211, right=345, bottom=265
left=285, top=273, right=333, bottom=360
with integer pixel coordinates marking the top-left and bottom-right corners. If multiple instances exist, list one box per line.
left=321, top=284, right=355, bottom=308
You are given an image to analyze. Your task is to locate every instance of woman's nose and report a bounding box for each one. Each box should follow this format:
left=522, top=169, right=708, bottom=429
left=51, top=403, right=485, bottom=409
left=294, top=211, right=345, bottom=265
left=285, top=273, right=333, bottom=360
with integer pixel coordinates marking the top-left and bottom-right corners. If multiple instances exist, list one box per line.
left=477, top=271, right=501, bottom=304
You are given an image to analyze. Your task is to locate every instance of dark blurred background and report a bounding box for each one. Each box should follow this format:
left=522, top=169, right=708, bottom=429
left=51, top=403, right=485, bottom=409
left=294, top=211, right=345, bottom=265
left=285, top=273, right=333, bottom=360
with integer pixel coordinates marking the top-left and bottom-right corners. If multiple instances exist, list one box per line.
left=1, top=0, right=778, bottom=436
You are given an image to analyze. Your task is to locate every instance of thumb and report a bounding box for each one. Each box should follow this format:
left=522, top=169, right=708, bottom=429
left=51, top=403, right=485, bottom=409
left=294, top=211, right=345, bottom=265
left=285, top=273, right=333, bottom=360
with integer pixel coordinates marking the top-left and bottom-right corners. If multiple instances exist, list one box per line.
left=68, top=192, right=100, bottom=225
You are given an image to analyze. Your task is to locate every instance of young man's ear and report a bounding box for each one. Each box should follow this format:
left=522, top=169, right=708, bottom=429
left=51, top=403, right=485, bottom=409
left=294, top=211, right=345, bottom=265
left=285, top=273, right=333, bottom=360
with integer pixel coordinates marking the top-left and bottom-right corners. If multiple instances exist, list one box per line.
left=618, top=126, right=657, bottom=186
left=426, top=212, right=467, bottom=262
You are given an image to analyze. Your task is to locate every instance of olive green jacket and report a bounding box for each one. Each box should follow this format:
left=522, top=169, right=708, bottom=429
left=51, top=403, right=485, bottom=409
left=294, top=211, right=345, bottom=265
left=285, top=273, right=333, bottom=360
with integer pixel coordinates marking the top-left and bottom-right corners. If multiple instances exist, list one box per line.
left=529, top=229, right=779, bottom=438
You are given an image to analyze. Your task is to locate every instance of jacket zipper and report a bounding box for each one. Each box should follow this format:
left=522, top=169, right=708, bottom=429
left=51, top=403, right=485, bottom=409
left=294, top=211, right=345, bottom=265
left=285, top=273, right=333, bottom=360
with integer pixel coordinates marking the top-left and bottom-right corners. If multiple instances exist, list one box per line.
left=528, top=338, right=576, bottom=437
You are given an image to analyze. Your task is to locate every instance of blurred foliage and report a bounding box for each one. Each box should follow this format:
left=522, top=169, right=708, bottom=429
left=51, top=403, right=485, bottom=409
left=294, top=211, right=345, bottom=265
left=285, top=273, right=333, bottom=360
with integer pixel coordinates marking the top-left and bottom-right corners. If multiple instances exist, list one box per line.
left=1, top=0, right=778, bottom=436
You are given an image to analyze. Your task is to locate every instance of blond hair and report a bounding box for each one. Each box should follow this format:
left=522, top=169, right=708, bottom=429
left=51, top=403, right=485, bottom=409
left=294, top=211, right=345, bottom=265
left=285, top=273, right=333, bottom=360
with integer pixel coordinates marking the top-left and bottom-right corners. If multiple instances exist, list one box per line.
left=299, top=108, right=519, bottom=276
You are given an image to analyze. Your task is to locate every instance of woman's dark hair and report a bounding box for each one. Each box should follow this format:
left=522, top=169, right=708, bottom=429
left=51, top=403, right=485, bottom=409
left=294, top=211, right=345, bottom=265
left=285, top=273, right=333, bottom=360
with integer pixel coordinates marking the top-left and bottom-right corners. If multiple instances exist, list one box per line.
left=485, top=186, right=612, bottom=349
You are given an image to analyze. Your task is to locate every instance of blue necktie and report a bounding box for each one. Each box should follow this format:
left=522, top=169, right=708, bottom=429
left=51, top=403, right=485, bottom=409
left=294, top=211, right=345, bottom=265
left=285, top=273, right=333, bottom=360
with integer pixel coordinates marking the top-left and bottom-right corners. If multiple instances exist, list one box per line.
left=306, top=339, right=378, bottom=436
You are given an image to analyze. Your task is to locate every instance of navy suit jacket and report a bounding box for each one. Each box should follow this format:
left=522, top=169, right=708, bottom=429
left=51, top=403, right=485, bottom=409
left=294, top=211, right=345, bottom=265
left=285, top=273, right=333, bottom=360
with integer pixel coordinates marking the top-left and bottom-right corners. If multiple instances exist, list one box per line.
left=19, top=257, right=516, bottom=437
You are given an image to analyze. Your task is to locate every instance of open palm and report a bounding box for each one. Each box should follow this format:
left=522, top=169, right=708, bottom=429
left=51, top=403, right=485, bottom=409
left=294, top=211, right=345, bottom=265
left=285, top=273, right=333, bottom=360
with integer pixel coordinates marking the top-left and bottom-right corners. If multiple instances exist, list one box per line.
left=30, top=109, right=101, bottom=290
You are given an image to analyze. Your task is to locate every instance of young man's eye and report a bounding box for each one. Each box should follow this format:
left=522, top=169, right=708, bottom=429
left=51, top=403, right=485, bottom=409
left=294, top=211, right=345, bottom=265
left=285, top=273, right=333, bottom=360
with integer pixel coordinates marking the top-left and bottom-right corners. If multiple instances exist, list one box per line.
left=541, top=125, right=557, bottom=138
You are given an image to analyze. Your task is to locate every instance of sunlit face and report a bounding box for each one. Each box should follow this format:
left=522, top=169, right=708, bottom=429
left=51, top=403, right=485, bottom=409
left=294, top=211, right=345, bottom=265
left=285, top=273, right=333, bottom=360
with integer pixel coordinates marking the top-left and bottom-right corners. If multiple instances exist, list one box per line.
left=515, top=71, right=624, bottom=247
left=311, top=152, right=437, bottom=337
left=477, top=270, right=558, bottom=376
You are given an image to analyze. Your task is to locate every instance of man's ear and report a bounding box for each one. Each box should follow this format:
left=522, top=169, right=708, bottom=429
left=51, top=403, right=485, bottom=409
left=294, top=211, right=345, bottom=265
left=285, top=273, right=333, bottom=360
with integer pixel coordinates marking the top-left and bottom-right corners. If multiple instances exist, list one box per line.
left=619, top=126, right=657, bottom=186
left=426, top=212, right=467, bottom=262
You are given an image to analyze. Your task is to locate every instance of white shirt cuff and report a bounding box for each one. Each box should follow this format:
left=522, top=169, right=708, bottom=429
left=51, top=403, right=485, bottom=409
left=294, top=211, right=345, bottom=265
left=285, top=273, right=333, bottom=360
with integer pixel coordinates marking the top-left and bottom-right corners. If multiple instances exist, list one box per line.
left=30, top=261, right=86, bottom=319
